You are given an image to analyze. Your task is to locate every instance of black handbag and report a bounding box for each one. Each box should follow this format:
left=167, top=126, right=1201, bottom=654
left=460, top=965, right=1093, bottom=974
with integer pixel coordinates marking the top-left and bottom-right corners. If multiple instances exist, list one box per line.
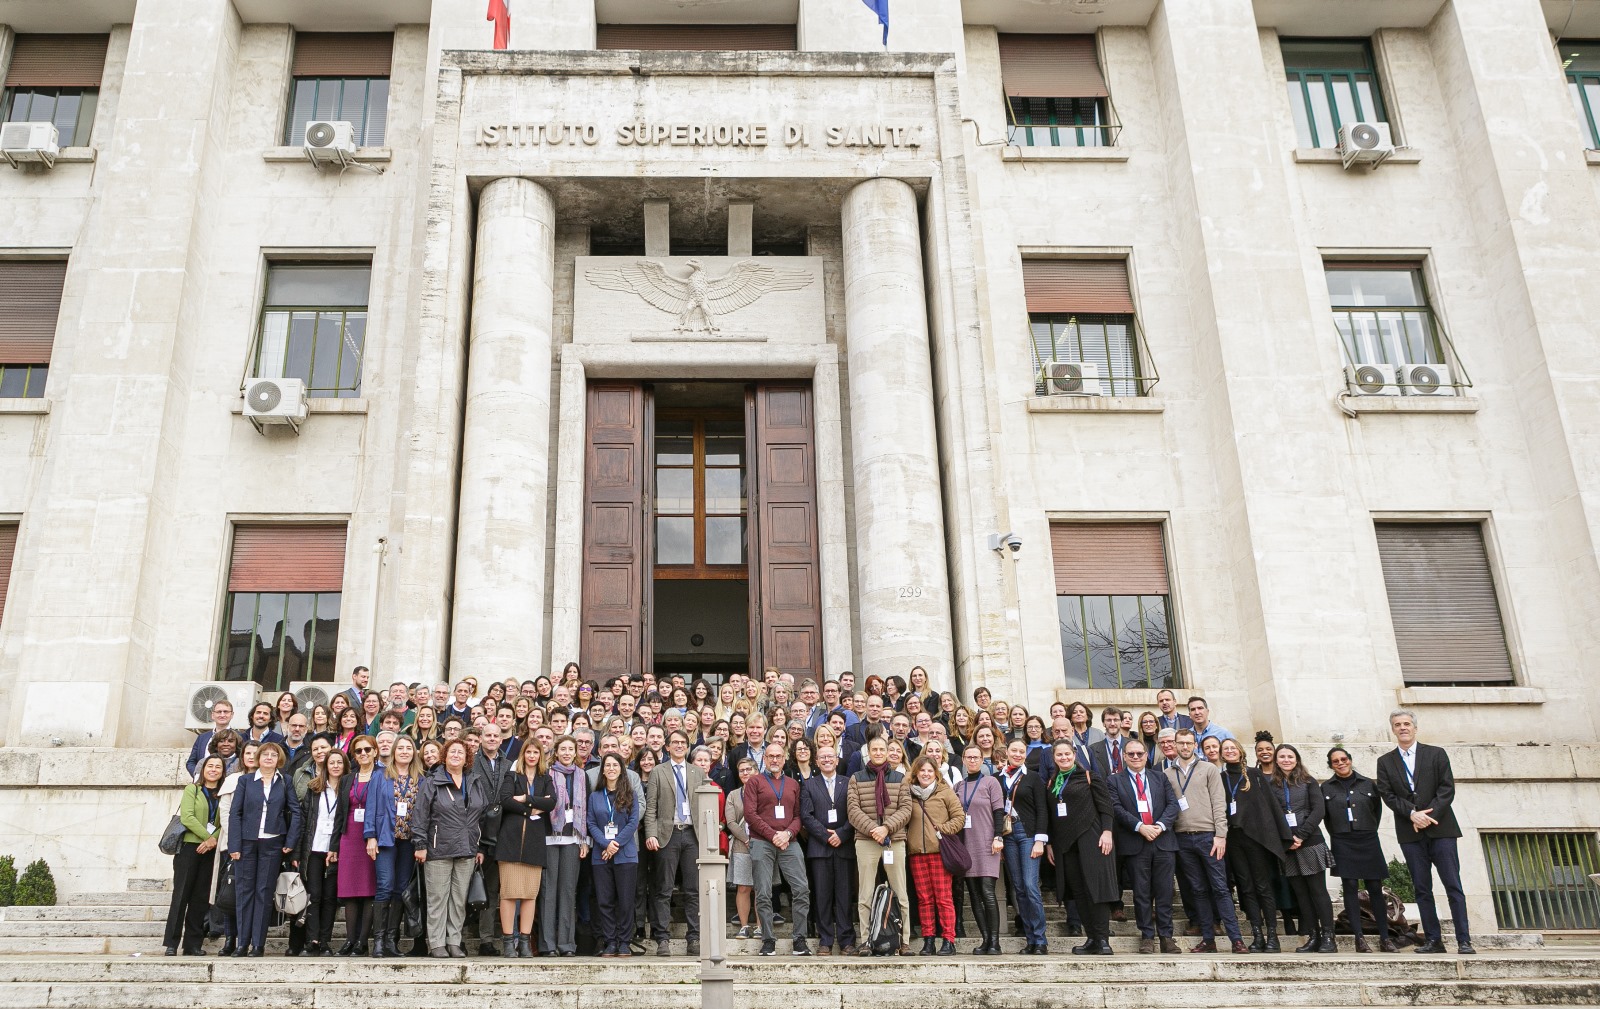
left=402, top=872, right=425, bottom=937
left=158, top=814, right=186, bottom=856
left=921, top=800, right=972, bottom=878
left=466, top=867, right=488, bottom=911
left=214, top=858, right=237, bottom=913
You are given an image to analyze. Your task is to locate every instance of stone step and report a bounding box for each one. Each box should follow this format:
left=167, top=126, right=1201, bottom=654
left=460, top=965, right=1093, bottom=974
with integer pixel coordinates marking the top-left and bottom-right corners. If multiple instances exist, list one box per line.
left=0, top=957, right=1596, bottom=1009
left=62, top=893, right=170, bottom=907
left=1, top=907, right=158, bottom=922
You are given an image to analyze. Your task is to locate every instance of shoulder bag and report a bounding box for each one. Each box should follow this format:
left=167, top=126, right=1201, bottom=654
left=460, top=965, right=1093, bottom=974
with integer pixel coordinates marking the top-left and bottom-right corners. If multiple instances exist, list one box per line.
left=921, top=798, right=971, bottom=878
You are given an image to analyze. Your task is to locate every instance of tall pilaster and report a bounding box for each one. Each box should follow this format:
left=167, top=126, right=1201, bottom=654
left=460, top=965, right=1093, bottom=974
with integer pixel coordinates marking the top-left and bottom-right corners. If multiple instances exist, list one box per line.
left=840, top=178, right=956, bottom=690
left=448, top=178, right=557, bottom=685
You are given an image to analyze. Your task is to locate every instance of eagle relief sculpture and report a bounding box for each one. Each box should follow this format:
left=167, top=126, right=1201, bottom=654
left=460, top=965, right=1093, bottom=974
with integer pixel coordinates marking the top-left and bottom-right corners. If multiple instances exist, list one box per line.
left=585, top=258, right=814, bottom=335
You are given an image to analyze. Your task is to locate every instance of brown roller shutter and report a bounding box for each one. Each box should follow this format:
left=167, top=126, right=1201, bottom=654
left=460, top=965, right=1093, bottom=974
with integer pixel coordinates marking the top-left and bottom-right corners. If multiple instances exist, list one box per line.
left=228, top=524, right=348, bottom=593
left=1374, top=523, right=1514, bottom=685
left=596, top=24, right=798, bottom=51
left=291, top=33, right=394, bottom=77
left=4, top=34, right=109, bottom=87
left=0, top=524, right=15, bottom=630
left=0, top=261, right=67, bottom=365
left=998, top=34, right=1108, bottom=99
left=1323, top=260, right=1425, bottom=272
left=1050, top=523, right=1169, bottom=596
left=1023, top=260, right=1134, bottom=315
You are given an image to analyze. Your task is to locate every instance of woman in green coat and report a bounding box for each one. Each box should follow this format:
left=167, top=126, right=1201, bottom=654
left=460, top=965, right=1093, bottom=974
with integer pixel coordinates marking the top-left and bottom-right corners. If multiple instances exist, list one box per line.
left=164, top=755, right=225, bottom=956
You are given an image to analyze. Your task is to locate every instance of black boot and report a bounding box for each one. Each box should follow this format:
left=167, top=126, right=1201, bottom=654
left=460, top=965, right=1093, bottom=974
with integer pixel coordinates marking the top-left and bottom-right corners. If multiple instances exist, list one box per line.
left=1263, top=922, right=1281, bottom=953
left=218, top=938, right=236, bottom=957
left=920, top=937, right=937, bottom=955
left=356, top=900, right=374, bottom=955
left=981, top=881, right=1002, bottom=954
left=369, top=901, right=388, bottom=958
left=1248, top=924, right=1266, bottom=953
left=1295, top=927, right=1319, bottom=954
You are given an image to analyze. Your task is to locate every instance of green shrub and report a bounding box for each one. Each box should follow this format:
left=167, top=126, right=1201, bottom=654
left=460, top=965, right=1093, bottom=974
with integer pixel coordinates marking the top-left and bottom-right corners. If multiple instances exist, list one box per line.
left=15, top=859, right=56, bottom=907
left=1386, top=857, right=1414, bottom=903
left=0, top=855, right=15, bottom=906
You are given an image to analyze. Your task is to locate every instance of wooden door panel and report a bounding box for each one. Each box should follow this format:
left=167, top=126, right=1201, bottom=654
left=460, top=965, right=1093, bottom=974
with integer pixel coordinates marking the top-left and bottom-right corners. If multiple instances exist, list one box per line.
left=754, top=384, right=823, bottom=678
left=581, top=383, right=646, bottom=678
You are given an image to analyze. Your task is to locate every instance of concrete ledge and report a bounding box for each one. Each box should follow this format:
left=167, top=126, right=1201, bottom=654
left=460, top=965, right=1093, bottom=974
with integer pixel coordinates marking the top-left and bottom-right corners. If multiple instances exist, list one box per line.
left=0, top=399, right=49, bottom=414
left=1586, top=149, right=1600, bottom=166
left=228, top=397, right=369, bottom=415
left=1293, top=147, right=1424, bottom=166
left=1002, top=145, right=1131, bottom=163
left=1398, top=686, right=1545, bottom=706
left=262, top=147, right=391, bottom=163
left=444, top=48, right=953, bottom=78
left=1344, top=395, right=1481, bottom=414
left=1028, top=395, right=1163, bottom=413
left=3, top=147, right=96, bottom=167
left=0, top=748, right=186, bottom=788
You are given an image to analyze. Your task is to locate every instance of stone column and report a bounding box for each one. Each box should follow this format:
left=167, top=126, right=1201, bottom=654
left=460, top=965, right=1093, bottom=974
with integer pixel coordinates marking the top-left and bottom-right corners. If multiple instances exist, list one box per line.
left=840, top=178, right=956, bottom=690
left=449, top=178, right=557, bottom=684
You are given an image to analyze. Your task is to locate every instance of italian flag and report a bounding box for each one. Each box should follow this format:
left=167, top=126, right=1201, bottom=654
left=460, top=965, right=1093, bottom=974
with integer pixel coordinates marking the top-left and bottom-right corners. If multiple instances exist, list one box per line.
left=488, top=0, right=510, bottom=50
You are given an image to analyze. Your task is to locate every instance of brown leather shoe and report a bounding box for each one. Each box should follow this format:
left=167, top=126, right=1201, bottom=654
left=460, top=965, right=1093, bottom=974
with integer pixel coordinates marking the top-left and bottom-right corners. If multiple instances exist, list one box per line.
left=817, top=946, right=830, bottom=956
left=1379, top=937, right=1399, bottom=953
left=857, top=945, right=874, bottom=957
left=1138, top=938, right=1155, bottom=954
left=1231, top=939, right=1248, bottom=954
left=840, top=944, right=857, bottom=956
left=897, top=944, right=917, bottom=956
left=1111, top=908, right=1128, bottom=922
left=1354, top=937, right=1372, bottom=953
left=1190, top=939, right=1217, bottom=953
left=1159, top=937, right=1182, bottom=954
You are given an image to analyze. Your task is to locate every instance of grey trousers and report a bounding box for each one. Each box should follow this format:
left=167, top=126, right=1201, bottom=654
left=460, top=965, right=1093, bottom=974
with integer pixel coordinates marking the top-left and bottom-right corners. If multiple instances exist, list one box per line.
left=751, top=838, right=811, bottom=943
left=423, top=857, right=474, bottom=948
left=540, top=843, right=582, bottom=954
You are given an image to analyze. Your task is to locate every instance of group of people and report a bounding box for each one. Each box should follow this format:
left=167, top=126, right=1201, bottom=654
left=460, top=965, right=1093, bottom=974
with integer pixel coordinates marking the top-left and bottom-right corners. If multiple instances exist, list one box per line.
left=162, top=665, right=1475, bottom=961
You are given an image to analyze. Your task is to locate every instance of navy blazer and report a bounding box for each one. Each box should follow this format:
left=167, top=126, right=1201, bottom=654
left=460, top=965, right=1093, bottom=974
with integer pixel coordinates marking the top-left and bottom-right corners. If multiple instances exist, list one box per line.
left=228, top=771, right=302, bottom=853
left=799, top=773, right=855, bottom=858
left=1109, top=768, right=1180, bottom=854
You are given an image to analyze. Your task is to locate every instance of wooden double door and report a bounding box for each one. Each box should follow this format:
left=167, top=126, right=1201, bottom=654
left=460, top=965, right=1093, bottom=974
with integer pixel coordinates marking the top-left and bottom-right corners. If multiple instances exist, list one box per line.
left=579, top=382, right=823, bottom=679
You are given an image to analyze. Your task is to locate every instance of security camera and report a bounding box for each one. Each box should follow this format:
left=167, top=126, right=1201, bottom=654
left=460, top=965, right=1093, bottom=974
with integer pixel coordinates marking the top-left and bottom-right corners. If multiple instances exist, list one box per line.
left=988, top=532, right=1022, bottom=556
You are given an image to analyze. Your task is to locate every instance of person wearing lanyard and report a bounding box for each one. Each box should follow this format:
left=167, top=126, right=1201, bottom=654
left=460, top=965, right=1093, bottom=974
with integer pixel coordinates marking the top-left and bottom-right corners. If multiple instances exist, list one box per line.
left=541, top=735, right=591, bottom=957
left=747, top=742, right=813, bottom=955
left=1164, top=728, right=1245, bottom=953
left=800, top=744, right=858, bottom=955
left=954, top=744, right=1005, bottom=955
left=587, top=752, right=643, bottom=957
left=643, top=730, right=705, bottom=957
left=335, top=735, right=381, bottom=956
left=494, top=740, right=554, bottom=958
left=295, top=749, right=348, bottom=956
left=227, top=742, right=300, bottom=957
left=165, top=755, right=226, bottom=956
left=1270, top=743, right=1337, bottom=953
left=1219, top=738, right=1290, bottom=953
left=994, top=739, right=1050, bottom=953
left=1043, top=742, right=1118, bottom=955
left=1375, top=709, right=1473, bottom=955
left=846, top=734, right=915, bottom=956
left=1108, top=739, right=1181, bottom=954
left=1323, top=747, right=1395, bottom=953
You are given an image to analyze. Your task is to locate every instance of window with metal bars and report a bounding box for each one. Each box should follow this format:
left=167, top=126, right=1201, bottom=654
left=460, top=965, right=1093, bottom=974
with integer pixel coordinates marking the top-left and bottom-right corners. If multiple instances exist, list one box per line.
left=1282, top=39, right=1387, bottom=149
left=1562, top=42, right=1600, bottom=149
left=219, top=591, right=342, bottom=692
left=1007, top=96, right=1110, bottom=148
left=2, top=86, right=97, bottom=146
left=1029, top=313, right=1146, bottom=397
left=284, top=77, right=390, bottom=147
left=252, top=264, right=370, bottom=397
left=1325, top=265, right=1446, bottom=367
left=1481, top=831, right=1600, bottom=931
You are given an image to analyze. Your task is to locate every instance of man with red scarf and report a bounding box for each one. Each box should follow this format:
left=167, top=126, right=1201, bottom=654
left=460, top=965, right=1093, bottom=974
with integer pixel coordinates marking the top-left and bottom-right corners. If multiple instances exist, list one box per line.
left=845, top=735, right=913, bottom=955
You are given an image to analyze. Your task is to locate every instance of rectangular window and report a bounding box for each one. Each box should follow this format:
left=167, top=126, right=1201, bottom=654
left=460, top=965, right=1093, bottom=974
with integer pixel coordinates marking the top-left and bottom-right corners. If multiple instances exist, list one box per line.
left=595, top=25, right=798, bottom=51
left=284, top=32, right=392, bottom=147
left=1325, top=262, right=1446, bottom=368
left=219, top=524, right=346, bottom=691
left=1282, top=39, right=1386, bottom=149
left=2, top=34, right=108, bottom=147
left=1373, top=522, right=1514, bottom=686
left=653, top=413, right=748, bottom=573
left=1023, top=259, right=1149, bottom=397
left=0, top=261, right=66, bottom=399
left=1051, top=522, right=1179, bottom=690
left=999, top=34, right=1112, bottom=147
left=1562, top=42, right=1600, bottom=149
left=0, top=523, right=15, bottom=631
left=1482, top=832, right=1600, bottom=931
left=253, top=263, right=370, bottom=398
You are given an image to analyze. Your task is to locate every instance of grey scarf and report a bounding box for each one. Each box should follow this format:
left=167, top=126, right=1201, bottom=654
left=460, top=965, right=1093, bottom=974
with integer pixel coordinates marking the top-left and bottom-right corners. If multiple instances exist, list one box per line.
left=910, top=781, right=935, bottom=801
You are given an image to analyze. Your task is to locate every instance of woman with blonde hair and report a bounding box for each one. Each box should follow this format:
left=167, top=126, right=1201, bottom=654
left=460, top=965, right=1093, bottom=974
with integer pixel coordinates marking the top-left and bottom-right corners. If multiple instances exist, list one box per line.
left=495, top=739, right=553, bottom=957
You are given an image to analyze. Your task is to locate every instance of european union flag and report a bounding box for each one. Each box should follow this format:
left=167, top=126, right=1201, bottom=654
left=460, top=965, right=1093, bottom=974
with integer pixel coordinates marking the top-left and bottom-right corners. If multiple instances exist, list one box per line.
left=861, top=0, right=889, bottom=46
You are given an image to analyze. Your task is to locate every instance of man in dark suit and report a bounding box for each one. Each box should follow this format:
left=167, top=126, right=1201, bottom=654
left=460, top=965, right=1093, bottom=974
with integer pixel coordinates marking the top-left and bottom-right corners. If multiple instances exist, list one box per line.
left=186, top=699, right=236, bottom=778
left=1109, top=739, right=1181, bottom=953
left=799, top=742, right=857, bottom=954
left=341, top=665, right=371, bottom=713
left=470, top=723, right=512, bottom=955
left=1375, top=709, right=1473, bottom=954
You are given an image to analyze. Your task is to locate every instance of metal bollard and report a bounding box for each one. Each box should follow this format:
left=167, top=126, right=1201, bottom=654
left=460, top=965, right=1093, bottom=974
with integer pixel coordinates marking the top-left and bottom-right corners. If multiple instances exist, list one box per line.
left=693, top=781, right=733, bottom=1009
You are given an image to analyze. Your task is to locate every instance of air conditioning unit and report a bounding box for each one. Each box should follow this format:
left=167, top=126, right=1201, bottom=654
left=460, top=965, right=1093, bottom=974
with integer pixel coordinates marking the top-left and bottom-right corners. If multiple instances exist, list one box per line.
left=1043, top=361, right=1103, bottom=396
left=184, top=681, right=259, bottom=731
left=1338, top=121, right=1394, bottom=169
left=289, top=681, right=333, bottom=713
left=304, top=120, right=356, bottom=154
left=0, top=121, right=59, bottom=169
left=1346, top=363, right=1400, bottom=396
left=1399, top=362, right=1456, bottom=396
left=243, top=377, right=308, bottom=433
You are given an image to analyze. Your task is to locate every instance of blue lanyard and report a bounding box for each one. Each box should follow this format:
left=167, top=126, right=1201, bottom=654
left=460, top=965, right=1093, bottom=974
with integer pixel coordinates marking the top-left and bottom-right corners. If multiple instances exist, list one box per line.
left=959, top=779, right=979, bottom=811
left=1175, top=761, right=1198, bottom=796
left=1282, top=783, right=1293, bottom=812
left=1401, top=751, right=1416, bottom=791
left=597, top=790, right=614, bottom=825
left=671, top=763, right=687, bottom=801
left=1225, top=772, right=1243, bottom=806
left=766, top=773, right=785, bottom=804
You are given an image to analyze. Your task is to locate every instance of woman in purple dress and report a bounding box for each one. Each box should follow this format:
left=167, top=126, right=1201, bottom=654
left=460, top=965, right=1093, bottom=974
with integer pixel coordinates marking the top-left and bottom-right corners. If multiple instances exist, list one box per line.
left=956, top=743, right=1006, bottom=955
left=335, top=734, right=380, bottom=954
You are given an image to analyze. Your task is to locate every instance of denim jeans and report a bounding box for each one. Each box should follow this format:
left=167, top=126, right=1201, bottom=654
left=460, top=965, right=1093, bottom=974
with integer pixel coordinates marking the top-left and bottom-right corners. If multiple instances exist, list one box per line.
left=374, top=838, right=415, bottom=903
left=1002, top=830, right=1047, bottom=945
left=1176, top=831, right=1241, bottom=942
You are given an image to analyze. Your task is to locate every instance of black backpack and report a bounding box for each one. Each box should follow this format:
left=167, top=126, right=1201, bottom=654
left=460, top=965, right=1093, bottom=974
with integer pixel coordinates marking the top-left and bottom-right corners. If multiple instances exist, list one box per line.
left=868, top=882, right=903, bottom=955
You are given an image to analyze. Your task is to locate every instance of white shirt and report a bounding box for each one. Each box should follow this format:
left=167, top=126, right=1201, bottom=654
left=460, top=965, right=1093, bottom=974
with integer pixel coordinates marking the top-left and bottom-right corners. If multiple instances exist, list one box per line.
left=312, top=788, right=338, bottom=852
left=669, top=762, right=690, bottom=823
left=1398, top=746, right=1417, bottom=787
left=255, top=771, right=279, bottom=839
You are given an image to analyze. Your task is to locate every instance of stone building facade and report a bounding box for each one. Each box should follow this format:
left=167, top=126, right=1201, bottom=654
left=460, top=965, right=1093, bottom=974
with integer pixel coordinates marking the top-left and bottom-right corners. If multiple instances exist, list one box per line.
left=0, top=0, right=1597, bottom=928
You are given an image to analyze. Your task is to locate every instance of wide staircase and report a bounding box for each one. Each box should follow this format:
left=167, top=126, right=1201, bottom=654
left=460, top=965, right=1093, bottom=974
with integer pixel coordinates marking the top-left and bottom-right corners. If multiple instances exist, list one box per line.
left=1, top=879, right=1596, bottom=1008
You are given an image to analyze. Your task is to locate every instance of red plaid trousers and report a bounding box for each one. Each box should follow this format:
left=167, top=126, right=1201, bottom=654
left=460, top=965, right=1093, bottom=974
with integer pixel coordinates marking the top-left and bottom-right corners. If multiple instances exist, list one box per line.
left=909, top=852, right=955, bottom=940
